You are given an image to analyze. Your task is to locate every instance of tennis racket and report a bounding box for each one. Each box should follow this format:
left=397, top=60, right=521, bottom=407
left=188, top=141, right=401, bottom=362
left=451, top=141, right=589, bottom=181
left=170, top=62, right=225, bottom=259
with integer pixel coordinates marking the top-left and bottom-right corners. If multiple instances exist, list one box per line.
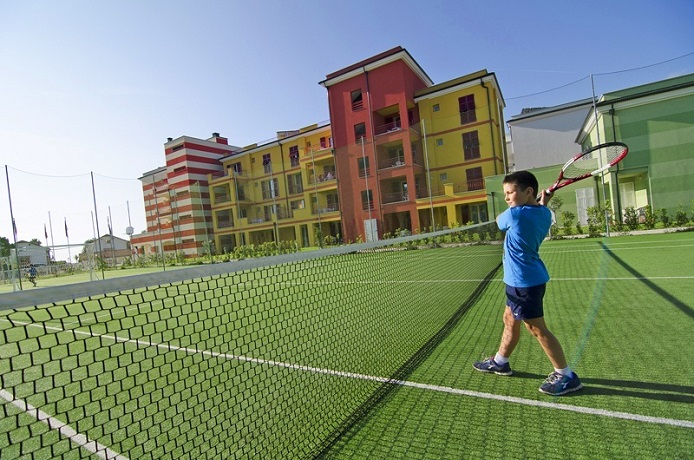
left=539, top=141, right=629, bottom=200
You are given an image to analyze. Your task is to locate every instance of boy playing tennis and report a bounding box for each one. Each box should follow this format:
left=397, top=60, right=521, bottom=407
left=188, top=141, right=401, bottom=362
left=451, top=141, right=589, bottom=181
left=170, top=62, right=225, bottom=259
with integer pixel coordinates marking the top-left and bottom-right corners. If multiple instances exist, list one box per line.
left=473, top=171, right=583, bottom=396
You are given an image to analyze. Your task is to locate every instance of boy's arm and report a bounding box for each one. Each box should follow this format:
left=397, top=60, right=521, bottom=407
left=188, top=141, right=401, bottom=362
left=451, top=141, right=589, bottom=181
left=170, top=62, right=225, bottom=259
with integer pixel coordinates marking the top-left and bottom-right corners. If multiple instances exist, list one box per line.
left=538, top=189, right=553, bottom=206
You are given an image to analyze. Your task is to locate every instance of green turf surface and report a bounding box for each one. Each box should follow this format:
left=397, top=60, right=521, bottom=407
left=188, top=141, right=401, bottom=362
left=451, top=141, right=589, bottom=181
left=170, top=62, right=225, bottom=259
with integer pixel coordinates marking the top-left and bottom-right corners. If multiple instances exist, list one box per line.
left=327, top=232, right=694, bottom=459
left=1, top=230, right=692, bottom=459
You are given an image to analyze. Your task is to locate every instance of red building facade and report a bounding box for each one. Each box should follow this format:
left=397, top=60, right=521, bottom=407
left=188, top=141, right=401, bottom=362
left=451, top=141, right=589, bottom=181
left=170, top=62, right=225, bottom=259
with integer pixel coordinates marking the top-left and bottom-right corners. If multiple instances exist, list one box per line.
left=321, top=47, right=434, bottom=242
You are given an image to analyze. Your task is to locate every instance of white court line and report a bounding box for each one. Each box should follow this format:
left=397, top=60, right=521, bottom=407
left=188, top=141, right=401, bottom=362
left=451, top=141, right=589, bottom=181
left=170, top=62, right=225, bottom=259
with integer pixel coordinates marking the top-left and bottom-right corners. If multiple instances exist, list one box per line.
left=0, top=388, right=129, bottom=460
left=542, top=243, right=694, bottom=254
left=5, top=319, right=693, bottom=431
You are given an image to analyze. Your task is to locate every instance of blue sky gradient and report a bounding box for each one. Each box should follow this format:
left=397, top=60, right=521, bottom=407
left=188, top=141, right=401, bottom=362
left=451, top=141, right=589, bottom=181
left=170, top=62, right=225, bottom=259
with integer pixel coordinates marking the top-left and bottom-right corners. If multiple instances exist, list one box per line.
left=1, top=0, right=692, bottom=253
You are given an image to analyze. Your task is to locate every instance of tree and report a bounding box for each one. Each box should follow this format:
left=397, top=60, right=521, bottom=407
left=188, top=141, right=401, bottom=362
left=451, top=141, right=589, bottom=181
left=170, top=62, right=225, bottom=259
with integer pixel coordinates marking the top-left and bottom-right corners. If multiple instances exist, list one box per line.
left=0, top=236, right=11, bottom=257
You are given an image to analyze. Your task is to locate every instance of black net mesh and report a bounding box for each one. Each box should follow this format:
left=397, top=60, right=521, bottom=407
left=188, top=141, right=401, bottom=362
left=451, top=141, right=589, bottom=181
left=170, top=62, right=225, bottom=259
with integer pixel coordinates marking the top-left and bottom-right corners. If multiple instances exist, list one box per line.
left=0, top=222, right=502, bottom=459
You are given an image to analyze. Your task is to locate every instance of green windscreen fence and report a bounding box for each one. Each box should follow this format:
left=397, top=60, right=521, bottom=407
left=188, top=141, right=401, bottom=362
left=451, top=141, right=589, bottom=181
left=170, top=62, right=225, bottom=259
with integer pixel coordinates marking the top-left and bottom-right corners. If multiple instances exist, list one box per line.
left=0, top=222, right=502, bottom=459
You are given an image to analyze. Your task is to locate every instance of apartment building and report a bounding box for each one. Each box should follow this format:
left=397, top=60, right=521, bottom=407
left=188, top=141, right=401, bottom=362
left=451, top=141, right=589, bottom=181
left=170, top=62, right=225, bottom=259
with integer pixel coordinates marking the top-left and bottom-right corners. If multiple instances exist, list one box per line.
left=134, top=47, right=506, bottom=256
left=131, top=133, right=238, bottom=258
left=321, top=47, right=506, bottom=242
left=208, top=122, right=339, bottom=252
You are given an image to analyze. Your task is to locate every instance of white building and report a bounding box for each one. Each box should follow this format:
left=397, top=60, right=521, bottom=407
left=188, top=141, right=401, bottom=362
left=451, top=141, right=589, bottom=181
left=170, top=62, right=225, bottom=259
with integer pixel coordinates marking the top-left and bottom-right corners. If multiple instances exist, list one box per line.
left=12, top=241, right=50, bottom=266
left=507, top=98, right=593, bottom=170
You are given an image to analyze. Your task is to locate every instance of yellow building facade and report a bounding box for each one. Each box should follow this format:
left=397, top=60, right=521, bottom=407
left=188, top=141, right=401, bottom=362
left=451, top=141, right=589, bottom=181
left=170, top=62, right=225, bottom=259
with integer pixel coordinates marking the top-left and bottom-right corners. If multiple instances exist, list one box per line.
left=413, top=69, right=506, bottom=229
left=208, top=122, right=340, bottom=252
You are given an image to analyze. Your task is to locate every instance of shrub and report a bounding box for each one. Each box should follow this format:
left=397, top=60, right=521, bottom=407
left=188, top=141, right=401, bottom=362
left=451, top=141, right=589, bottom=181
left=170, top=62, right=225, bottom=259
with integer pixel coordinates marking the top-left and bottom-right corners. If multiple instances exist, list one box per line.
left=623, top=207, right=639, bottom=231
left=561, top=211, right=576, bottom=236
left=643, top=205, right=657, bottom=229
left=587, top=205, right=604, bottom=238
left=674, top=204, right=688, bottom=227
left=659, top=208, right=670, bottom=228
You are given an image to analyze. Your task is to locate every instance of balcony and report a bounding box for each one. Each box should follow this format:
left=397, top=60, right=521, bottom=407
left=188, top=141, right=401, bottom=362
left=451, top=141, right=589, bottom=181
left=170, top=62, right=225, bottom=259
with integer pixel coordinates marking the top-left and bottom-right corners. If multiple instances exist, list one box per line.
left=414, top=178, right=485, bottom=199
left=312, top=206, right=339, bottom=215
left=382, top=191, right=409, bottom=205
left=213, top=192, right=231, bottom=204
left=378, top=156, right=405, bottom=170
left=374, top=120, right=402, bottom=136
left=310, top=171, right=337, bottom=184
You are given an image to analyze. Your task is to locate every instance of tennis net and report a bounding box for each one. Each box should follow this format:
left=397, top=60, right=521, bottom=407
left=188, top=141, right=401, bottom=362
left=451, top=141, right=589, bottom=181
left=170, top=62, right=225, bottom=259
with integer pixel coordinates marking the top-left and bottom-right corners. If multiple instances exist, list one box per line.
left=0, top=222, right=502, bottom=459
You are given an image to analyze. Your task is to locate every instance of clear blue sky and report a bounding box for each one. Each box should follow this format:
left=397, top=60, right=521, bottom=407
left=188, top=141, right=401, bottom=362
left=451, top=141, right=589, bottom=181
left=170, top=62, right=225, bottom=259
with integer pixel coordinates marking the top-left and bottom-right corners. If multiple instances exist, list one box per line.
left=1, top=0, right=692, bottom=258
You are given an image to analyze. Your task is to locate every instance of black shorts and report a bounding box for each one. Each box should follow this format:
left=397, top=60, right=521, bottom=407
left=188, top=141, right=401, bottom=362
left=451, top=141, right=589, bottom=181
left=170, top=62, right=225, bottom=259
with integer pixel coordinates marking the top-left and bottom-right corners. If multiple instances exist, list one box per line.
left=505, top=284, right=546, bottom=320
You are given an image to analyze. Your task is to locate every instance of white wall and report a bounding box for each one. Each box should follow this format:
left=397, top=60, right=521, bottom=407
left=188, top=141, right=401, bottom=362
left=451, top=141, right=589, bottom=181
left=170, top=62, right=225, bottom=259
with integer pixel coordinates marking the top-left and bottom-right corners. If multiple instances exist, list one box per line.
left=508, top=101, right=592, bottom=170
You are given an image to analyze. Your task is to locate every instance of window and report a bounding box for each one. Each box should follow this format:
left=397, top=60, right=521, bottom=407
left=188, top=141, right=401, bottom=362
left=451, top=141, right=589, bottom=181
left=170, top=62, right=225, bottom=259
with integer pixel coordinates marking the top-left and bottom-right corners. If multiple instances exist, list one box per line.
left=466, top=167, right=484, bottom=191
left=459, top=95, right=476, bottom=124
left=262, top=153, right=272, bottom=174
left=436, top=138, right=444, bottom=146
left=354, top=123, right=366, bottom=142
left=433, top=104, right=440, bottom=112
left=290, top=199, right=305, bottom=210
left=361, top=189, right=374, bottom=210
left=440, top=173, right=448, bottom=181
left=470, top=203, right=488, bottom=223
left=351, top=89, right=363, bottom=110
left=289, top=146, right=299, bottom=167
left=320, top=137, right=327, bottom=148
left=463, top=131, right=480, bottom=160
left=231, top=162, right=242, bottom=174
left=261, top=178, right=279, bottom=199
left=327, top=193, right=339, bottom=210
left=287, top=173, right=303, bottom=195
left=358, top=156, right=370, bottom=178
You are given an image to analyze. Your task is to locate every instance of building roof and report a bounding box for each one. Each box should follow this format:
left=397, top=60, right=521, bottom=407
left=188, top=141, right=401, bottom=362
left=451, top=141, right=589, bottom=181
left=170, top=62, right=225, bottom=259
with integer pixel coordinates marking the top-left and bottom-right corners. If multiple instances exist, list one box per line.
left=319, top=46, right=434, bottom=88
left=413, top=69, right=505, bottom=106
left=598, top=72, right=694, bottom=106
left=508, top=98, right=593, bottom=123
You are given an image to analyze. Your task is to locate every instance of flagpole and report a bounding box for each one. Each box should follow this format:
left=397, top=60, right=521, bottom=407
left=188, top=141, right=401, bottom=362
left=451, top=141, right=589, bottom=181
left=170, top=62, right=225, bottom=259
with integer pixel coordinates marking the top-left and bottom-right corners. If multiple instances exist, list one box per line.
left=65, top=217, right=71, bottom=264
left=5, top=165, right=23, bottom=290
left=91, top=172, right=105, bottom=279
left=48, top=211, right=55, bottom=264
left=108, top=206, right=115, bottom=268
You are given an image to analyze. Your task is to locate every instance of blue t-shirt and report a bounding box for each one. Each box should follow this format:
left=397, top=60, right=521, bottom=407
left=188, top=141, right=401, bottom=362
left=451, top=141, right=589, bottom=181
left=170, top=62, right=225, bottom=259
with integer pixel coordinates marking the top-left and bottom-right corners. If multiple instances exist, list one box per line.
left=497, top=205, right=551, bottom=288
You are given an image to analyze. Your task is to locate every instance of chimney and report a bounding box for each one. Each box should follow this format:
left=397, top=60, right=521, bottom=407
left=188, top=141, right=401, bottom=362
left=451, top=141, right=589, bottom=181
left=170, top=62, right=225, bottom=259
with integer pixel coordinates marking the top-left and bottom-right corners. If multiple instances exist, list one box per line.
left=210, top=132, right=228, bottom=145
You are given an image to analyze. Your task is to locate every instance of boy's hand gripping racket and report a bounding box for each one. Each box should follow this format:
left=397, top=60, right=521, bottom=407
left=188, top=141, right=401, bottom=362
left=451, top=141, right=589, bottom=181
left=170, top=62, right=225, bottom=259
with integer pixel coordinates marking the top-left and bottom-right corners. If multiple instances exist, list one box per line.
left=539, top=141, right=629, bottom=200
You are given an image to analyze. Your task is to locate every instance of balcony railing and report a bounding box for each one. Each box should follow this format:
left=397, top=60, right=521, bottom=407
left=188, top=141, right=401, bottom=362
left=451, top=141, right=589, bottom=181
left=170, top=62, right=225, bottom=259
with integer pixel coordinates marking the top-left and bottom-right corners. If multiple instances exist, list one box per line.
left=312, top=206, right=339, bottom=215
left=454, top=178, right=485, bottom=193
left=316, top=172, right=336, bottom=182
left=382, top=191, right=409, bottom=205
left=378, top=156, right=405, bottom=170
left=374, top=121, right=402, bottom=136
left=416, top=185, right=446, bottom=199
left=214, top=193, right=231, bottom=203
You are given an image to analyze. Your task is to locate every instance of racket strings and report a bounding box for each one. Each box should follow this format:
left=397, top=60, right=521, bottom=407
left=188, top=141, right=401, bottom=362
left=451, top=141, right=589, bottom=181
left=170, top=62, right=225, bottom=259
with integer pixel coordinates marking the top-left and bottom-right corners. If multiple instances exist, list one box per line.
left=563, top=145, right=625, bottom=179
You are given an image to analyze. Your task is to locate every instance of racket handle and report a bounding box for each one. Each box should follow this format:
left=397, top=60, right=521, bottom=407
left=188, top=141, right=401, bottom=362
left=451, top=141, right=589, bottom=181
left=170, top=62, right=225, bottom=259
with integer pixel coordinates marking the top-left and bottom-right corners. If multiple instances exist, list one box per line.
left=536, top=188, right=552, bottom=202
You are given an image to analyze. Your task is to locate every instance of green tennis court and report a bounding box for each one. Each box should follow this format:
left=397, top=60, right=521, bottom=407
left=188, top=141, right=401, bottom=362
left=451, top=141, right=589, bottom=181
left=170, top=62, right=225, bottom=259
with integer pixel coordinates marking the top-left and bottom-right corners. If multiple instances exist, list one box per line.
left=1, top=225, right=692, bottom=459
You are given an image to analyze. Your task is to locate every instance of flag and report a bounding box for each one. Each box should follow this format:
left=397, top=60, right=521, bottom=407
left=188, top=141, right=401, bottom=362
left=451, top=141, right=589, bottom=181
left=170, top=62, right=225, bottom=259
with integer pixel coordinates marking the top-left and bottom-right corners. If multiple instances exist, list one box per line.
left=64, top=218, right=69, bottom=238
left=44, top=224, right=48, bottom=240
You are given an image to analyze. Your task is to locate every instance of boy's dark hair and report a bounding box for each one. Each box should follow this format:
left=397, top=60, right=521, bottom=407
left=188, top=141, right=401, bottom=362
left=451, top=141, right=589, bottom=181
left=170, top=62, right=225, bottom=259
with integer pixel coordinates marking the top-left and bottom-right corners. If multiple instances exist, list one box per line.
left=503, top=171, right=539, bottom=196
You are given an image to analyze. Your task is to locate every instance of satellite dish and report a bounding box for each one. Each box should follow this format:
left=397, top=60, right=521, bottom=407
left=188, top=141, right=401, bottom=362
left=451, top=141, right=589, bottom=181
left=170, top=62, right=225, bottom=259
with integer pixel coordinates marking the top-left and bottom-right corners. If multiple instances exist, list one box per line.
left=126, top=226, right=134, bottom=236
